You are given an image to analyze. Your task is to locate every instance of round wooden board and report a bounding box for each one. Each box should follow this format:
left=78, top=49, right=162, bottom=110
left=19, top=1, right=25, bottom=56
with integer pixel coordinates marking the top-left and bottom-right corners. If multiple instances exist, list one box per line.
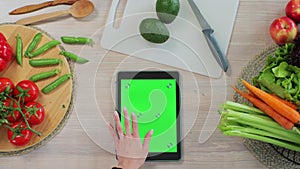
left=0, top=23, right=74, bottom=155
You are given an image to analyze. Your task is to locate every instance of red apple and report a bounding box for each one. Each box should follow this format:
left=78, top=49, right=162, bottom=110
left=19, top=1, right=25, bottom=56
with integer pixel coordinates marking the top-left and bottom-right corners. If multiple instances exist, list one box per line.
left=269, top=16, right=297, bottom=45
left=286, top=0, right=300, bottom=23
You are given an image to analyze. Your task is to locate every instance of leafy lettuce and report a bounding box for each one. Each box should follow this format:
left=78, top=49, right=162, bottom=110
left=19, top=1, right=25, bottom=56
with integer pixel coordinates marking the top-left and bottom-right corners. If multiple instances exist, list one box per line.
left=253, top=43, right=300, bottom=106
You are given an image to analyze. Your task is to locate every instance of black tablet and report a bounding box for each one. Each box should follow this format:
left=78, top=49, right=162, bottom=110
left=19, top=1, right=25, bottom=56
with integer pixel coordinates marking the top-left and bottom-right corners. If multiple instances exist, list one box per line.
left=117, top=71, right=181, bottom=160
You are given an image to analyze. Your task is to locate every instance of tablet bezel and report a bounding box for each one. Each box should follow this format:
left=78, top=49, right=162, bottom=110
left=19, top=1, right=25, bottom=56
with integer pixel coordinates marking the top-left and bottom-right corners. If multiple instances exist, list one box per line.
left=116, top=71, right=181, bottom=160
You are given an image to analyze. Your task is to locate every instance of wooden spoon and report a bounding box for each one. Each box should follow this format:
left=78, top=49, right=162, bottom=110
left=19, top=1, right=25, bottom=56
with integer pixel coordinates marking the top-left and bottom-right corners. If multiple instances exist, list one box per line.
left=9, top=0, right=79, bottom=15
left=16, top=0, right=94, bottom=25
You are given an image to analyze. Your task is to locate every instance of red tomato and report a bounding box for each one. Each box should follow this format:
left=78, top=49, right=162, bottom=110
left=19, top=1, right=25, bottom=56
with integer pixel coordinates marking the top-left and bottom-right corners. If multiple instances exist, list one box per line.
left=0, top=58, right=7, bottom=72
left=0, top=41, right=12, bottom=62
left=3, top=98, right=21, bottom=123
left=13, top=80, right=39, bottom=103
left=0, top=33, right=7, bottom=42
left=7, top=122, right=32, bottom=146
left=0, top=77, right=14, bottom=93
left=23, top=101, right=45, bottom=125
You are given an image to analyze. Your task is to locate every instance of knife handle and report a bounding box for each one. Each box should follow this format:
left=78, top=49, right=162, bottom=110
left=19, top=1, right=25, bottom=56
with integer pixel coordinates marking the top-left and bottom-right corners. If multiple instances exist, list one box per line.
left=203, top=30, right=228, bottom=72
left=9, top=1, right=54, bottom=15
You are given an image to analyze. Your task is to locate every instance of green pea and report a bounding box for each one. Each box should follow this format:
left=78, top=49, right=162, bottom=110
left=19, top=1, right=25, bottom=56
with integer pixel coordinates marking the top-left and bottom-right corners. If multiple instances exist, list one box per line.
left=15, top=34, right=23, bottom=66
left=29, top=69, right=60, bottom=82
left=25, top=32, right=42, bottom=57
left=29, top=58, right=62, bottom=67
left=27, top=40, right=61, bottom=58
left=59, top=50, right=88, bottom=64
left=61, top=36, right=94, bottom=46
left=42, top=74, right=72, bottom=94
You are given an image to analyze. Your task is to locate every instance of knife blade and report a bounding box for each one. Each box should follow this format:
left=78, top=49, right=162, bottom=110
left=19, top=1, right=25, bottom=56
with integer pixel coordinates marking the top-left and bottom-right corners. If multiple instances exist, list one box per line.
left=187, top=0, right=228, bottom=72
left=9, top=0, right=78, bottom=15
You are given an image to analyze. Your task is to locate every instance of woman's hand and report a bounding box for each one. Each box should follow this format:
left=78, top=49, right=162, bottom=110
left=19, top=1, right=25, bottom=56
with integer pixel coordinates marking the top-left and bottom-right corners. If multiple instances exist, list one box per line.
left=108, top=108, right=154, bottom=169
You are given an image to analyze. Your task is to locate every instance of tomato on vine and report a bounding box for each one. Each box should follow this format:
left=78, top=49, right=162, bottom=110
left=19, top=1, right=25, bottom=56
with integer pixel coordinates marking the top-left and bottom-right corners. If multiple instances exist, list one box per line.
left=3, top=98, right=21, bottom=123
left=7, top=122, right=33, bottom=146
left=23, top=101, right=45, bottom=125
left=13, top=80, right=39, bottom=103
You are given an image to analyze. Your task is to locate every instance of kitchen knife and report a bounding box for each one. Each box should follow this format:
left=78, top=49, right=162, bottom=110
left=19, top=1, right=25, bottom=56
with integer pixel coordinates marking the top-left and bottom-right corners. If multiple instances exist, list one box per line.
left=187, top=0, right=229, bottom=72
left=9, top=0, right=78, bottom=15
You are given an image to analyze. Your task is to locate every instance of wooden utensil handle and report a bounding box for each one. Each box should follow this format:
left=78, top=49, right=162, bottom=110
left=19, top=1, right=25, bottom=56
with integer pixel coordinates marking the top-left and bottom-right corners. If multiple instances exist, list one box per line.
left=9, top=1, right=54, bottom=15
left=52, top=0, right=78, bottom=5
left=16, top=10, right=70, bottom=25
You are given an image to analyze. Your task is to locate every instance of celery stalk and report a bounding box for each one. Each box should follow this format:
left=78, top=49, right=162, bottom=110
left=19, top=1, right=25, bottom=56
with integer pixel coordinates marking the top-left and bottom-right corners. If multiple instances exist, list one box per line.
left=221, top=101, right=265, bottom=115
left=223, top=130, right=300, bottom=152
left=238, top=119, right=300, bottom=142
left=224, top=109, right=300, bottom=135
left=225, top=110, right=283, bottom=130
left=219, top=100, right=300, bottom=152
left=220, top=117, right=300, bottom=144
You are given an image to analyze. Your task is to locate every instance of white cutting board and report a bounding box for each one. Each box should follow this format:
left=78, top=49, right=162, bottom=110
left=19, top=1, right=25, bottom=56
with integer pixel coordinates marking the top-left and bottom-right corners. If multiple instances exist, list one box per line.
left=101, top=0, right=239, bottom=78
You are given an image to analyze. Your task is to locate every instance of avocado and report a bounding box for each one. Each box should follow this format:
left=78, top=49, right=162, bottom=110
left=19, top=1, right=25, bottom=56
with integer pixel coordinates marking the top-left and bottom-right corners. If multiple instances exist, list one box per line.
left=156, top=0, right=180, bottom=24
left=139, top=18, right=170, bottom=44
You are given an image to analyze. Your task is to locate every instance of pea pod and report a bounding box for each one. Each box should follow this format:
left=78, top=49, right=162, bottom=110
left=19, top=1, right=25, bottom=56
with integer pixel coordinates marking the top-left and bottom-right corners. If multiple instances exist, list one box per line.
left=27, top=40, right=61, bottom=58
left=61, top=36, right=94, bottom=46
left=29, top=69, right=60, bottom=82
left=25, top=32, right=42, bottom=57
left=60, top=50, right=88, bottom=64
left=42, top=74, right=72, bottom=94
left=29, top=58, right=62, bottom=67
left=15, top=34, right=23, bottom=66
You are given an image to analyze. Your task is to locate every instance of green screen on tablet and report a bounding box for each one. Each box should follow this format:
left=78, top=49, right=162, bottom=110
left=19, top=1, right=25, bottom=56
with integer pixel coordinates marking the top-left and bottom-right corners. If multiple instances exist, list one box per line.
left=117, top=71, right=181, bottom=160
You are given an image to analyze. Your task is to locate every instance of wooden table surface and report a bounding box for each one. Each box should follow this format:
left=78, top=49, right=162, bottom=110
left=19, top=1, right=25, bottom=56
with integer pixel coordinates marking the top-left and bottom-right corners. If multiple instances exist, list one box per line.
left=0, top=0, right=291, bottom=168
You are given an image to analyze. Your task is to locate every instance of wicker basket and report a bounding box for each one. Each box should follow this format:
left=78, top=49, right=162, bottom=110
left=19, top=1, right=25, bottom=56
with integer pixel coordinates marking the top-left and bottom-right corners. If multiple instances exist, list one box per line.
left=234, top=45, right=300, bottom=169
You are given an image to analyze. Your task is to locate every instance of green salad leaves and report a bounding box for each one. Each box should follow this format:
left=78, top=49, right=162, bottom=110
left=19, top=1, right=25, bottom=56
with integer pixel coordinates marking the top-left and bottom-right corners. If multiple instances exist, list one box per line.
left=253, top=43, right=300, bottom=106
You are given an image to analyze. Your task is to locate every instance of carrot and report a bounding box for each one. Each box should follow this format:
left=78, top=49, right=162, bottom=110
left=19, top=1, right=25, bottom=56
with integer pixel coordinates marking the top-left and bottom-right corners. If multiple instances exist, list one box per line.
left=232, top=86, right=294, bottom=130
left=246, top=84, right=298, bottom=110
left=271, top=94, right=298, bottom=110
left=241, top=80, right=300, bottom=124
left=246, top=89, right=255, bottom=96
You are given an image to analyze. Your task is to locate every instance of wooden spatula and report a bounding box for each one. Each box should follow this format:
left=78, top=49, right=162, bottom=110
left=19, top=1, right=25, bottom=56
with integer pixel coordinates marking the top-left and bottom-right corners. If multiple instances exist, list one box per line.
left=9, top=0, right=79, bottom=15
